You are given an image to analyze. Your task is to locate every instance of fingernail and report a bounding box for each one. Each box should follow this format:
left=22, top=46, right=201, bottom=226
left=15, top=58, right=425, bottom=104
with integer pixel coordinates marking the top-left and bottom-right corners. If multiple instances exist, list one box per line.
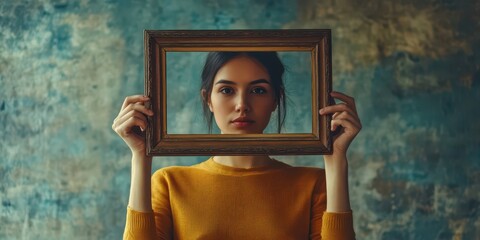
left=140, top=127, right=145, bottom=131
left=319, top=109, right=324, bottom=114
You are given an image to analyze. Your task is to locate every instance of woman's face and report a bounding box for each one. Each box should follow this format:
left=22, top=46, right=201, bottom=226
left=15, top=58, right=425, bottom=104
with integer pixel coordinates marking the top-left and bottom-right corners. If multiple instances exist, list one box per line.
left=208, top=55, right=277, bottom=134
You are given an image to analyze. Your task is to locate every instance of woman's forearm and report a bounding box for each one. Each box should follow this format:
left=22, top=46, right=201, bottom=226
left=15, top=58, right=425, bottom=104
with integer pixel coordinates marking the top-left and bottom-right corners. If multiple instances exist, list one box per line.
left=324, top=154, right=351, bottom=212
left=128, top=153, right=153, bottom=212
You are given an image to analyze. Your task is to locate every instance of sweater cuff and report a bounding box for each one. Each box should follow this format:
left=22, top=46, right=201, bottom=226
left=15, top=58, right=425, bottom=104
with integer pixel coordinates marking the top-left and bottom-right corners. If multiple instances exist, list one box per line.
left=322, top=211, right=355, bottom=240
left=125, top=207, right=156, bottom=230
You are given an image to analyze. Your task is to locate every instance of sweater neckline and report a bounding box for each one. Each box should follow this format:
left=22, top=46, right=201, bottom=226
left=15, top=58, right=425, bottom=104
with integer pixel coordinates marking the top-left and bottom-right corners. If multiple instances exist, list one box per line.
left=201, top=157, right=290, bottom=176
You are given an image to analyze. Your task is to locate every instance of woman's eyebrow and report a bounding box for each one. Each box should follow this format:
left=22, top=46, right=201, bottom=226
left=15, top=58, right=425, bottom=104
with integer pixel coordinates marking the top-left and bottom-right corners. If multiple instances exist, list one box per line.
left=214, top=79, right=270, bottom=85
left=215, top=79, right=235, bottom=85
left=250, top=79, right=270, bottom=85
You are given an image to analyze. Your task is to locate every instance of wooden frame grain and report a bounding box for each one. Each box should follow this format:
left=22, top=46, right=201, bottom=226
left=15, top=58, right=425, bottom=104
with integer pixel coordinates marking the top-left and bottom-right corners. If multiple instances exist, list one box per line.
left=144, top=29, right=333, bottom=156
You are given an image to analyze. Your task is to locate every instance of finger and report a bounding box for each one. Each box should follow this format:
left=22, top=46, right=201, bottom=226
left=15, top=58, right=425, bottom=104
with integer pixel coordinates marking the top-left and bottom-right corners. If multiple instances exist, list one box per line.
left=332, top=112, right=340, bottom=119
left=115, top=110, right=149, bottom=130
left=121, top=95, right=150, bottom=110
left=332, top=111, right=362, bottom=130
left=330, top=91, right=358, bottom=115
left=117, top=102, right=154, bottom=122
left=320, top=103, right=357, bottom=118
left=331, top=118, right=361, bottom=133
left=118, top=104, right=153, bottom=121
left=330, top=91, right=355, bottom=106
left=113, top=118, right=146, bottom=149
left=113, top=114, right=148, bottom=136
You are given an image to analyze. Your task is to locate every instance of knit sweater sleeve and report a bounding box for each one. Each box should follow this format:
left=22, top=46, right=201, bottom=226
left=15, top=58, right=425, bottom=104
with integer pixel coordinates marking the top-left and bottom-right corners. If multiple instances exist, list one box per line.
left=310, top=169, right=356, bottom=240
left=123, top=169, right=173, bottom=240
left=123, top=208, right=156, bottom=240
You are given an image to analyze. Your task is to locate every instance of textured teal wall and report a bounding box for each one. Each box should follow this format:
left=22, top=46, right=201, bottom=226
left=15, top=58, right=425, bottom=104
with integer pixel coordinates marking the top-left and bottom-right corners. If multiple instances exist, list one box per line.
left=1, top=0, right=479, bottom=239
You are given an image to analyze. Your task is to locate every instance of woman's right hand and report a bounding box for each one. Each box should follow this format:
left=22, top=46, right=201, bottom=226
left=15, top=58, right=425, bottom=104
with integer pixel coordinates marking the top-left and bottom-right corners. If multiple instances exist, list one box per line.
left=112, top=95, right=154, bottom=156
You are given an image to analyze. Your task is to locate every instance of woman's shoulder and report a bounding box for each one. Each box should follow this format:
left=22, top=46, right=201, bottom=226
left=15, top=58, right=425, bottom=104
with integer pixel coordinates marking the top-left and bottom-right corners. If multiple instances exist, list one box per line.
left=282, top=164, right=326, bottom=180
left=273, top=159, right=325, bottom=174
left=152, top=164, right=202, bottom=178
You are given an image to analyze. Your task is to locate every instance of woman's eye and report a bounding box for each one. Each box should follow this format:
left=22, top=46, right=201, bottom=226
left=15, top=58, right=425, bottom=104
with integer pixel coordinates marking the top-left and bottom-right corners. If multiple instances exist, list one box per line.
left=220, top=88, right=233, bottom=94
left=251, top=87, right=267, bottom=94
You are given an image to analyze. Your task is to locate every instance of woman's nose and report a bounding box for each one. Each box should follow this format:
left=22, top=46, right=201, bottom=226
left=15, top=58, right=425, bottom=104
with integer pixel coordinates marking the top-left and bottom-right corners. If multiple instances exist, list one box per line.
left=234, top=93, right=250, bottom=113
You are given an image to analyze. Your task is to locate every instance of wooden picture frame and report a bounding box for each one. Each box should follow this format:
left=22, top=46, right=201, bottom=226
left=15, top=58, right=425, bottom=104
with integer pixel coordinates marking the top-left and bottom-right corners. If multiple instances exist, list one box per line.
left=144, top=29, right=333, bottom=156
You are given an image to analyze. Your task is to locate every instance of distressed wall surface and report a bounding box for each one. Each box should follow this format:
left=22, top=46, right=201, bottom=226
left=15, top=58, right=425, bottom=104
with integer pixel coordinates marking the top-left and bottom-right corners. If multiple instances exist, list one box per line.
left=1, top=0, right=479, bottom=239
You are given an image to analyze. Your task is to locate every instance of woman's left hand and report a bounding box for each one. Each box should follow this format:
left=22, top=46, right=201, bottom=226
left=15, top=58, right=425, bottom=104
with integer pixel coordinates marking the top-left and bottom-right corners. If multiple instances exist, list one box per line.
left=319, top=91, right=362, bottom=157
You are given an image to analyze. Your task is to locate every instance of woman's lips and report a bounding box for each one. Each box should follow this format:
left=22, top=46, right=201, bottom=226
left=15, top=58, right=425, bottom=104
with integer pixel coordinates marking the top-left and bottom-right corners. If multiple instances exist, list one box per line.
left=231, top=117, right=254, bottom=128
left=231, top=121, right=254, bottom=127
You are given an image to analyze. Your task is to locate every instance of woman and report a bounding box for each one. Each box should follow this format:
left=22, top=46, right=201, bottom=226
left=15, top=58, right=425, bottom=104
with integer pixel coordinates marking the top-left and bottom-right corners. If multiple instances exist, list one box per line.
left=113, top=52, right=361, bottom=239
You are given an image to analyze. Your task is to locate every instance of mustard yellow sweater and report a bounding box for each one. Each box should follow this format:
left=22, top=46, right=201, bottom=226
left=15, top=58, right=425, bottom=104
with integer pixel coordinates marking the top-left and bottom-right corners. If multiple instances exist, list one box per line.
left=124, top=158, right=355, bottom=240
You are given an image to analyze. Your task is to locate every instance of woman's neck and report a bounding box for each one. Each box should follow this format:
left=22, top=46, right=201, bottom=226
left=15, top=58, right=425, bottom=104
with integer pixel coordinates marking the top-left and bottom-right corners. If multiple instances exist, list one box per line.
left=212, top=155, right=274, bottom=169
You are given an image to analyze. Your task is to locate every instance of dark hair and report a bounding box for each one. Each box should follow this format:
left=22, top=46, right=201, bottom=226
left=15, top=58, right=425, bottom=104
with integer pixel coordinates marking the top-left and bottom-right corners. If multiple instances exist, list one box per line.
left=200, top=52, right=286, bottom=133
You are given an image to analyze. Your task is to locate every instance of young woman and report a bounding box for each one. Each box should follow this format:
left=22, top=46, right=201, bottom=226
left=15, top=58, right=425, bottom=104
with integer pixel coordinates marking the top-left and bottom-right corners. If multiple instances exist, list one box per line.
left=113, top=52, right=361, bottom=240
